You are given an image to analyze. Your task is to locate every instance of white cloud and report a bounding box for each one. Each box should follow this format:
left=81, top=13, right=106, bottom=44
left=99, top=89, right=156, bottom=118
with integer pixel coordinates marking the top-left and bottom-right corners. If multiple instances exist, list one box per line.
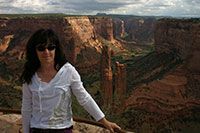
left=11, top=0, right=48, bottom=13
left=0, top=0, right=199, bottom=17
left=96, top=0, right=145, bottom=3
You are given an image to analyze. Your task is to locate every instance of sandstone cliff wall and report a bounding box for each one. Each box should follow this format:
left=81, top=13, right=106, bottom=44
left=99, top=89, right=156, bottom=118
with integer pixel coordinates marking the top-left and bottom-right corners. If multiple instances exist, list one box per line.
left=64, top=16, right=103, bottom=66
left=155, top=18, right=200, bottom=73
left=100, top=46, right=127, bottom=107
left=126, top=18, right=200, bottom=132
left=112, top=17, right=156, bottom=43
left=0, top=18, right=71, bottom=60
left=0, top=16, right=115, bottom=68
left=0, top=16, right=155, bottom=71
left=112, top=18, right=125, bottom=38
left=89, top=16, right=114, bottom=42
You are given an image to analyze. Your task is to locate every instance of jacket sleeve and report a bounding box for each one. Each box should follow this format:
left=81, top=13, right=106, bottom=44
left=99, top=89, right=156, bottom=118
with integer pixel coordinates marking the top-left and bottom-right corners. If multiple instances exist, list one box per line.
left=21, top=83, right=32, bottom=133
left=70, top=66, right=105, bottom=121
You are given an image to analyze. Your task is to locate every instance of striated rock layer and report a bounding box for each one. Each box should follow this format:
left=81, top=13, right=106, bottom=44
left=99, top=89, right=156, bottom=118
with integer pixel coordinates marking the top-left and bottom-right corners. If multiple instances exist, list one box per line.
left=155, top=18, right=200, bottom=73
left=100, top=46, right=127, bottom=108
left=125, top=18, right=200, bottom=132
left=112, top=17, right=156, bottom=43
left=89, top=16, right=114, bottom=42
left=0, top=16, right=114, bottom=69
left=113, top=19, right=125, bottom=38
left=100, top=46, right=113, bottom=104
left=114, top=62, right=127, bottom=98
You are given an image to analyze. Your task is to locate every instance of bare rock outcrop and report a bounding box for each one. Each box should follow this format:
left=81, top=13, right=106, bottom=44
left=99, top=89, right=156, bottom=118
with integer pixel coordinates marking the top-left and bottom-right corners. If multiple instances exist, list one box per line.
left=89, top=17, right=114, bottom=42
left=113, top=62, right=127, bottom=112
left=113, top=19, right=125, bottom=38
left=0, top=114, right=22, bottom=133
left=0, top=35, right=14, bottom=54
left=155, top=18, right=200, bottom=74
left=0, top=114, right=110, bottom=133
left=125, top=18, right=200, bottom=132
left=100, top=48, right=127, bottom=107
left=0, top=16, right=114, bottom=68
left=114, top=62, right=127, bottom=97
left=100, top=46, right=113, bottom=104
left=64, top=16, right=103, bottom=66
left=127, top=18, right=200, bottom=111
left=114, top=17, right=156, bottom=43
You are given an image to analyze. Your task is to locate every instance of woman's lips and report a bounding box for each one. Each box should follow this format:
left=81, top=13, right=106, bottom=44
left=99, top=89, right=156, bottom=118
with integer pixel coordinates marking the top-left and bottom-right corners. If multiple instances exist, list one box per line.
left=42, top=56, right=51, bottom=59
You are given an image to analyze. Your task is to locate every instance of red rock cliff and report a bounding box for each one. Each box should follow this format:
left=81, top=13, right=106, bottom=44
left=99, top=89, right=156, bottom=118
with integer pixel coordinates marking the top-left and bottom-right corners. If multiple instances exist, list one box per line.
left=113, top=17, right=156, bottom=43
left=0, top=16, right=115, bottom=68
left=100, top=46, right=113, bottom=104
left=114, top=61, right=127, bottom=97
left=0, top=17, right=73, bottom=61
left=113, top=19, right=125, bottom=38
left=89, top=16, right=114, bottom=42
left=114, top=61, right=127, bottom=111
left=126, top=18, right=200, bottom=132
left=155, top=18, right=200, bottom=73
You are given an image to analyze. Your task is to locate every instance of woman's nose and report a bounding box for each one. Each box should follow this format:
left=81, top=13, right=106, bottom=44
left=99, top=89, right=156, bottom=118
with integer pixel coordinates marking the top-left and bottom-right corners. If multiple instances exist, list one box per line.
left=43, top=48, right=49, bottom=53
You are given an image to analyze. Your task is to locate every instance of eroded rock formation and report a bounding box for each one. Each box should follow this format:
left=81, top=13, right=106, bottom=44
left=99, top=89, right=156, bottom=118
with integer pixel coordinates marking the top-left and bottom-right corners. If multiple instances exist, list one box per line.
left=113, top=17, right=156, bottom=43
left=125, top=18, right=200, bottom=132
left=113, top=62, right=127, bottom=112
left=0, top=17, right=71, bottom=61
left=114, top=62, right=127, bottom=97
left=100, top=46, right=113, bottom=104
left=64, top=16, right=103, bottom=68
left=100, top=47, right=127, bottom=106
left=113, top=19, right=125, bottom=38
left=127, top=18, right=200, bottom=110
left=0, top=16, right=114, bottom=68
left=0, top=35, right=14, bottom=54
left=89, top=17, right=114, bottom=42
left=155, top=18, right=200, bottom=73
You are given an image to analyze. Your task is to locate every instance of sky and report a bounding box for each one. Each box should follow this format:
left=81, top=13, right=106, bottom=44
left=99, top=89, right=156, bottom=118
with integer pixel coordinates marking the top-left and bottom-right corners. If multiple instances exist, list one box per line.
left=0, top=0, right=200, bottom=17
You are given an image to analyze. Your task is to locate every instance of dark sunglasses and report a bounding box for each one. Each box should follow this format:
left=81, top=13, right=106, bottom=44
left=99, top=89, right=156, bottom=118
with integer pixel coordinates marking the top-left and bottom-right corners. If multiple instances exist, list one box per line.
left=36, top=45, right=56, bottom=52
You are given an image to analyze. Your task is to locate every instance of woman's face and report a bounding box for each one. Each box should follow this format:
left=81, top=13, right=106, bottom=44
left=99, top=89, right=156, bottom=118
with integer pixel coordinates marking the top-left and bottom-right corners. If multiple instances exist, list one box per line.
left=36, top=40, right=56, bottom=65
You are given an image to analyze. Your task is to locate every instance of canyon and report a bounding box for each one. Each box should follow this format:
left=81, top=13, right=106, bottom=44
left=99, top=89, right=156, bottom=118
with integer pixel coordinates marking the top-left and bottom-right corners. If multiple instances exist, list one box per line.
left=0, top=14, right=200, bottom=132
left=125, top=18, right=200, bottom=132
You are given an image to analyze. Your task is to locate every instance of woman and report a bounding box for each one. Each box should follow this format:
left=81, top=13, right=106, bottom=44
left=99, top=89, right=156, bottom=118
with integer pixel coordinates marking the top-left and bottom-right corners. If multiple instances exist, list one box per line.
left=21, top=29, right=121, bottom=133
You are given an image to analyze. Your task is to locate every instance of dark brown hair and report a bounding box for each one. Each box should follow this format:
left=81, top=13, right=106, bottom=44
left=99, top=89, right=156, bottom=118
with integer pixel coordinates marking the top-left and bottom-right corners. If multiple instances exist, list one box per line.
left=21, top=29, right=67, bottom=84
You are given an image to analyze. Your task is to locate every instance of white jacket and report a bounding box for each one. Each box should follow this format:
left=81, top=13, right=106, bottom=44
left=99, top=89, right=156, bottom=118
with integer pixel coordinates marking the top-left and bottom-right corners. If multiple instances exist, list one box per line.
left=21, top=63, right=105, bottom=133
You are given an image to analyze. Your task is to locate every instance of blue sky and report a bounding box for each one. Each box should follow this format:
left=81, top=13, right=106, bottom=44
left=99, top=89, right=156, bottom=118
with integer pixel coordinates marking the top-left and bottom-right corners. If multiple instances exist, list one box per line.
left=0, top=0, right=200, bottom=17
